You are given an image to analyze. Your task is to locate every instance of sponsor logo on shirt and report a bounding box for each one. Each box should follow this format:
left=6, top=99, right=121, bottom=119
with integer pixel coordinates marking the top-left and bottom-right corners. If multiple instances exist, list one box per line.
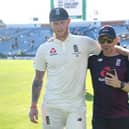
left=100, top=66, right=111, bottom=77
left=98, top=66, right=112, bottom=82
left=97, top=58, right=103, bottom=62
left=49, top=48, right=57, bottom=56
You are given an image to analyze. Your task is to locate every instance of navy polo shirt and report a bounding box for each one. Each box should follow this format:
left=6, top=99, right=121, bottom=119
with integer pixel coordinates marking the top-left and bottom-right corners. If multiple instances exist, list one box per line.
left=88, top=52, right=129, bottom=118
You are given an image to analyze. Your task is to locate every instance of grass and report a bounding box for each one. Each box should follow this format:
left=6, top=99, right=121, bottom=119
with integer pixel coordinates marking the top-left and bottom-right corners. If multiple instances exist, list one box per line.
left=0, top=59, right=93, bottom=129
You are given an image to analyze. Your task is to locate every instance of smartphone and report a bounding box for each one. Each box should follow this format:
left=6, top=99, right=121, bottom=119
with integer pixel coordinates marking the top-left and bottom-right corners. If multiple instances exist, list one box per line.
left=106, top=69, right=115, bottom=78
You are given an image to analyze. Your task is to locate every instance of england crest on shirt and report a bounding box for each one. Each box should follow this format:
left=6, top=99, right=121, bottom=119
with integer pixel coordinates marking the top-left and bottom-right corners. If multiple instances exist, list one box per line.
left=115, top=58, right=121, bottom=66
left=72, top=44, right=80, bottom=57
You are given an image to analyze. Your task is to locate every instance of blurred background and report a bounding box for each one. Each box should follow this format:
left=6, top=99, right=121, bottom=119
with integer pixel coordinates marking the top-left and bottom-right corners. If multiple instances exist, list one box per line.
left=0, top=0, right=129, bottom=59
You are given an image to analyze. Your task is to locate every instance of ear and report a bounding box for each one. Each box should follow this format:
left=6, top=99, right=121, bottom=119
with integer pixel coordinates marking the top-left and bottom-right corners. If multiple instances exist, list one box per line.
left=114, top=37, right=119, bottom=45
left=117, top=36, right=120, bottom=42
left=67, top=18, right=71, bottom=24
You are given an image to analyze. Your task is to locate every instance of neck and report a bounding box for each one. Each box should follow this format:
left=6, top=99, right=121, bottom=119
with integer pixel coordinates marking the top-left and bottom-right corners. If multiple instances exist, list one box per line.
left=57, top=34, right=68, bottom=41
left=55, top=31, right=69, bottom=41
left=103, top=48, right=119, bottom=57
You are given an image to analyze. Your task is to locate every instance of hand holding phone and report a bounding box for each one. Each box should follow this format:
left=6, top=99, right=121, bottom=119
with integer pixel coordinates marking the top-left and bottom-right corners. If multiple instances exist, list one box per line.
left=106, top=69, right=115, bottom=78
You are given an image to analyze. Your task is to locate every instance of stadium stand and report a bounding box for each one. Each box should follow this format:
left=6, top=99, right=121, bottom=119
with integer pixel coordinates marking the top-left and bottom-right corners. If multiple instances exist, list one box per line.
left=0, top=20, right=129, bottom=59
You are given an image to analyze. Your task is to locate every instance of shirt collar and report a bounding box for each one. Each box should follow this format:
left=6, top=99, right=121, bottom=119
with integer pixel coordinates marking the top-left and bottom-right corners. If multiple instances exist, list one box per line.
left=53, top=33, right=72, bottom=43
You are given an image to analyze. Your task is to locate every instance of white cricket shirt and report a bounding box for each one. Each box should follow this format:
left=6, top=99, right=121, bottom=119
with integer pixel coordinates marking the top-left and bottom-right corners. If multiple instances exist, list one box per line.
left=34, top=34, right=101, bottom=111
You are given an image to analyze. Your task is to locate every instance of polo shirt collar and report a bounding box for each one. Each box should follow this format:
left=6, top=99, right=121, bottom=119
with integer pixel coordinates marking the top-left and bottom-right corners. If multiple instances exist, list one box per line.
left=53, top=33, right=72, bottom=43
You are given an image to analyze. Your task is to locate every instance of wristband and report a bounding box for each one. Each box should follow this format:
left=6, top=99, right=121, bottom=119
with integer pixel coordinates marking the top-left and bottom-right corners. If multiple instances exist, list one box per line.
left=30, top=104, right=37, bottom=109
left=120, top=81, right=125, bottom=89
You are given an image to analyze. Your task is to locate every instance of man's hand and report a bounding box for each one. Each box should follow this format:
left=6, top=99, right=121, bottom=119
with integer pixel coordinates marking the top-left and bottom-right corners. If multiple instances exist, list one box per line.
left=29, top=105, right=38, bottom=123
left=115, top=45, right=129, bottom=57
left=105, top=69, right=120, bottom=88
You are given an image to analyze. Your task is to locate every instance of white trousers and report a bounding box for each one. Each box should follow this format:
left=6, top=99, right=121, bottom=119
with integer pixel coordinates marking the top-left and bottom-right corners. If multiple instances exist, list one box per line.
left=41, top=105, right=86, bottom=129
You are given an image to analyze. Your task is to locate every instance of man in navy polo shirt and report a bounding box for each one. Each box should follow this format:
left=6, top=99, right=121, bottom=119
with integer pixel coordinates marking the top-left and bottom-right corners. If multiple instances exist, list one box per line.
left=88, top=25, right=129, bottom=129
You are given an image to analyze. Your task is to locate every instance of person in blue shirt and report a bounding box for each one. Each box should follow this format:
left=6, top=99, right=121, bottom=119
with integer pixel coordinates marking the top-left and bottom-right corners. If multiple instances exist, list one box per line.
left=88, top=25, right=129, bottom=129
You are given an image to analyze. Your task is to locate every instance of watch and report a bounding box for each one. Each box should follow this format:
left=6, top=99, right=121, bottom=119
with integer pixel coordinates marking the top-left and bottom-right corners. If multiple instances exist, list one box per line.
left=120, top=81, right=125, bottom=89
